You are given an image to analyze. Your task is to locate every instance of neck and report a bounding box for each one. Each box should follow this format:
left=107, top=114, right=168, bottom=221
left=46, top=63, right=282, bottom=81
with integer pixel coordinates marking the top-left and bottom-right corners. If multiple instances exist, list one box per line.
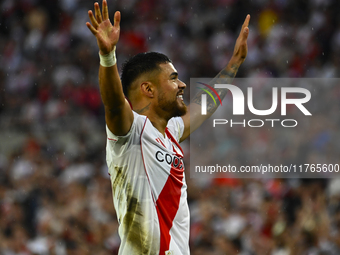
left=134, top=102, right=170, bottom=137
left=148, top=114, right=168, bottom=137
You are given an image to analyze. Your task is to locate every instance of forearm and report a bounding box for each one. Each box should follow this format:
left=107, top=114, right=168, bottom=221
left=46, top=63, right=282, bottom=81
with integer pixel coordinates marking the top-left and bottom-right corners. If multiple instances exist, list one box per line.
left=98, top=60, right=133, bottom=136
left=192, top=56, right=242, bottom=115
left=191, top=13, right=249, bottom=115
left=179, top=15, right=249, bottom=142
left=98, top=63, right=126, bottom=112
left=180, top=57, right=242, bottom=142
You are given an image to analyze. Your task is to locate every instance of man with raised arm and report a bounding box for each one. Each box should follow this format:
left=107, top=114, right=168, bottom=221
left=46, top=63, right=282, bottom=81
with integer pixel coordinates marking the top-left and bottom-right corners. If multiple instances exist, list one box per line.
left=86, top=1, right=249, bottom=254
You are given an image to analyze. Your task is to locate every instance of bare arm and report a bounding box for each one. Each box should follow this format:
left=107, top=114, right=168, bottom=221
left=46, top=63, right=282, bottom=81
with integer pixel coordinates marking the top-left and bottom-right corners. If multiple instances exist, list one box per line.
left=86, top=1, right=133, bottom=136
left=180, top=15, right=250, bottom=142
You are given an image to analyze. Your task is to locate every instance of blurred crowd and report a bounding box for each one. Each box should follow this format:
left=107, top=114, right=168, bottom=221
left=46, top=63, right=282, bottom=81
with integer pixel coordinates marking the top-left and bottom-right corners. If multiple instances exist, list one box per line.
left=1, top=0, right=340, bottom=254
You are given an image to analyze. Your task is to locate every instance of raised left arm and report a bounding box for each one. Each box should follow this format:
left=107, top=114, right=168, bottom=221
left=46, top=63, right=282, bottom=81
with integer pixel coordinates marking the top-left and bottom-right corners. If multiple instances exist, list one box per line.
left=180, top=14, right=250, bottom=142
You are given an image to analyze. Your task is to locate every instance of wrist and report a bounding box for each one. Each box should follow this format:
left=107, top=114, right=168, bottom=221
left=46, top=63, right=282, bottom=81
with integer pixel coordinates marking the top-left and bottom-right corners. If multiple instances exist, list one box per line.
left=99, top=47, right=117, bottom=67
left=228, top=55, right=244, bottom=67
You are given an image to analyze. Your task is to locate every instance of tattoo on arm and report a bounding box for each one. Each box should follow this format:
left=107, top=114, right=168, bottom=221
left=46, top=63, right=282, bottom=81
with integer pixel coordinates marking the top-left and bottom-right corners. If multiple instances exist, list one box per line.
left=192, top=63, right=239, bottom=113
left=135, top=103, right=151, bottom=114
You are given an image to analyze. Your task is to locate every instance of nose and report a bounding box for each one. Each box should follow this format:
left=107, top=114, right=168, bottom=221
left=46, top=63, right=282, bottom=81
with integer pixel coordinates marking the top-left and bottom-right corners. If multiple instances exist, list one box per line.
left=178, top=79, right=186, bottom=89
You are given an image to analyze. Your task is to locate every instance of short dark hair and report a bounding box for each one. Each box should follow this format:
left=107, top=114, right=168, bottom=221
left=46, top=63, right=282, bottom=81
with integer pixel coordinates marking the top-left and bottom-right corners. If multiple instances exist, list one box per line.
left=121, top=52, right=171, bottom=98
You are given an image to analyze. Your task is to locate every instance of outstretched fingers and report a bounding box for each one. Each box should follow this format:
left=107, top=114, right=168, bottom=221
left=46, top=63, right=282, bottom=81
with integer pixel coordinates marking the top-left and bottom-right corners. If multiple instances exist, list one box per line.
left=242, top=14, right=250, bottom=29
left=102, top=0, right=109, bottom=20
left=88, top=10, right=99, bottom=28
left=94, top=2, right=103, bottom=23
left=86, top=21, right=97, bottom=35
left=113, top=11, right=121, bottom=28
left=240, top=14, right=250, bottom=40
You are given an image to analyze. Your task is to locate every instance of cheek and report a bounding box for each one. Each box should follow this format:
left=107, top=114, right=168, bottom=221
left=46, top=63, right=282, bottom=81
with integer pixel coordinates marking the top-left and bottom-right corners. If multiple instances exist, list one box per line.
left=161, top=83, right=177, bottom=95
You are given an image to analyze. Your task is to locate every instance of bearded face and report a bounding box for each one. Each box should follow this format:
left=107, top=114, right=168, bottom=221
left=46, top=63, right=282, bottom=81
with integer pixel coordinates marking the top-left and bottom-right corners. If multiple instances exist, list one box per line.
left=157, top=89, right=187, bottom=118
left=151, top=62, right=187, bottom=119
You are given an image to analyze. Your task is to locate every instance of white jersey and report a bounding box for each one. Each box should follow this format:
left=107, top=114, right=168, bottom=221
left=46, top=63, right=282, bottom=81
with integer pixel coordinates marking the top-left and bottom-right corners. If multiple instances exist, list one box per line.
left=106, top=111, right=190, bottom=255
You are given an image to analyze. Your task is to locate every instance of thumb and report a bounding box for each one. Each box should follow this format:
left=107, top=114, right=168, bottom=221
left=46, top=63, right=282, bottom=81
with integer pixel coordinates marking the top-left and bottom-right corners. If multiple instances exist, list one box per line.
left=242, top=27, right=249, bottom=39
left=243, top=27, right=249, bottom=38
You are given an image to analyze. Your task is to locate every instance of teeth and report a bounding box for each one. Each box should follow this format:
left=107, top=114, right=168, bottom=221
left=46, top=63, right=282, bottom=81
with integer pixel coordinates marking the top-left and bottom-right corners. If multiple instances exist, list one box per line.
left=177, top=95, right=183, bottom=99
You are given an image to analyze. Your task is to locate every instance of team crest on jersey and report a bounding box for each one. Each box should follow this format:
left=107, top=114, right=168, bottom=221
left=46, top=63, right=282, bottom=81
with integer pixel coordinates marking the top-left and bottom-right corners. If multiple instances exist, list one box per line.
left=165, top=251, right=174, bottom=255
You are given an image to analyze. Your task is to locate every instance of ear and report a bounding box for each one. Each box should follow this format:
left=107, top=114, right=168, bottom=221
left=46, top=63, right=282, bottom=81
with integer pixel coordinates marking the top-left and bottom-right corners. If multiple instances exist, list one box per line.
left=140, top=82, right=155, bottom=98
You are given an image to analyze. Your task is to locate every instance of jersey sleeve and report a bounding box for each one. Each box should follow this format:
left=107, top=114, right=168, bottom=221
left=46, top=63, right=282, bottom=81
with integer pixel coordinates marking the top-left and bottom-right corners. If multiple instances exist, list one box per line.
left=106, top=111, right=145, bottom=156
left=166, top=116, right=185, bottom=142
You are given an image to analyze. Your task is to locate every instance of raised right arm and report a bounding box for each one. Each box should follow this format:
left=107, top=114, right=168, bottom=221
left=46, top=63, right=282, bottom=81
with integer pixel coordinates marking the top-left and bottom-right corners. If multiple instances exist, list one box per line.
left=86, top=0, right=133, bottom=136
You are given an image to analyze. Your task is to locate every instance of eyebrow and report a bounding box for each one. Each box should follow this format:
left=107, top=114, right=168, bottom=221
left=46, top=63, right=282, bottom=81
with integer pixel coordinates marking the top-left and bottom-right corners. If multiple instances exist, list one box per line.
left=169, top=72, right=178, bottom=78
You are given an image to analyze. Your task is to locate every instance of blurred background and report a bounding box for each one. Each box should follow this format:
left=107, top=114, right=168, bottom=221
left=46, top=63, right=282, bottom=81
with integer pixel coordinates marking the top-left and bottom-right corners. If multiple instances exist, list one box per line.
left=1, top=0, right=340, bottom=254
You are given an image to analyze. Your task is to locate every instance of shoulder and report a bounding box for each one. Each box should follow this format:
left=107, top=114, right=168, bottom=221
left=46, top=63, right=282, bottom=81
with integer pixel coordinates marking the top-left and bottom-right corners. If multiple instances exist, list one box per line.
left=106, top=111, right=147, bottom=141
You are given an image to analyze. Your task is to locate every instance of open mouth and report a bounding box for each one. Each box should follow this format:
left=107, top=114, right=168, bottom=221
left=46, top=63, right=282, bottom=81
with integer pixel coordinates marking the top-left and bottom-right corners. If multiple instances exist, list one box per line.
left=177, top=94, right=184, bottom=101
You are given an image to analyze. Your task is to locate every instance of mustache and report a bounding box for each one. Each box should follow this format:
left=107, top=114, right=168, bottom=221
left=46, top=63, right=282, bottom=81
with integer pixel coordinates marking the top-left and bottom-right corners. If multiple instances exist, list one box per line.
left=177, top=90, right=184, bottom=96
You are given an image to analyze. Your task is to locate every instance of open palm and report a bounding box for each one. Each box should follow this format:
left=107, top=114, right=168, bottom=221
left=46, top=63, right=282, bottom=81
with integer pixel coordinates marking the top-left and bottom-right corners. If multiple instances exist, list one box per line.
left=232, top=14, right=250, bottom=63
left=86, top=0, right=120, bottom=55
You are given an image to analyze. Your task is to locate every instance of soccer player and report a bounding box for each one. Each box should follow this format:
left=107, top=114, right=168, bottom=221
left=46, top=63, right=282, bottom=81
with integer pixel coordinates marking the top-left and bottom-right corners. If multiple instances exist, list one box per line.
left=86, top=1, right=249, bottom=254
